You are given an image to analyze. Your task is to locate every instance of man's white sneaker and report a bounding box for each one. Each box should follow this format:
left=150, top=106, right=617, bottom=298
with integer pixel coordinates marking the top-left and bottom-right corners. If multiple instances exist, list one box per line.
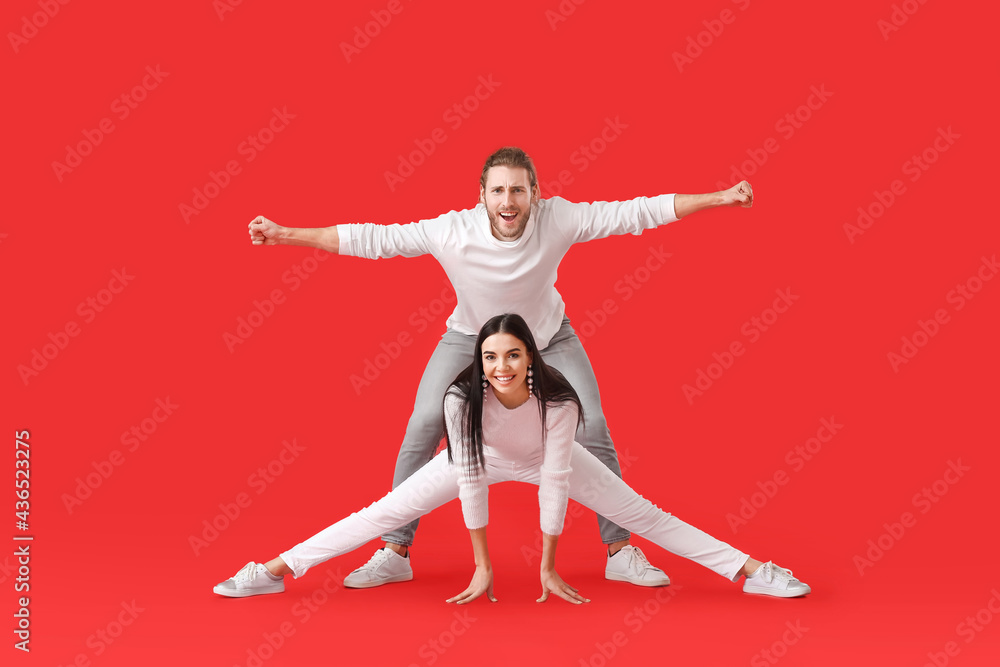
left=605, top=545, right=670, bottom=587
left=213, top=562, right=285, bottom=598
left=742, top=561, right=811, bottom=598
left=343, top=547, right=413, bottom=589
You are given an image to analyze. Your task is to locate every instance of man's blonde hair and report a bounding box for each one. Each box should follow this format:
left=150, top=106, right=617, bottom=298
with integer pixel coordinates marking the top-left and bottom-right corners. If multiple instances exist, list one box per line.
left=479, top=146, right=538, bottom=190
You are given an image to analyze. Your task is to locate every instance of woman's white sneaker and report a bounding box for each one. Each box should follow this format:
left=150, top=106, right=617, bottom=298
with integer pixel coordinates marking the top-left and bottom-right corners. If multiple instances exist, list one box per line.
left=742, top=561, right=811, bottom=598
left=343, top=548, right=413, bottom=588
left=214, top=562, right=285, bottom=598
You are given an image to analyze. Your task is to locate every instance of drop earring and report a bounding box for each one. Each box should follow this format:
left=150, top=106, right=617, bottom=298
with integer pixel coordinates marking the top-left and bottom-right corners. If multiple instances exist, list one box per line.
left=482, top=373, right=488, bottom=397
left=527, top=365, right=534, bottom=395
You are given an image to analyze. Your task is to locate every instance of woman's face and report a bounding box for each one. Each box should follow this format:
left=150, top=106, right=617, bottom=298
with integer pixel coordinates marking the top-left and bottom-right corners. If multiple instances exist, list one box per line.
left=481, top=332, right=532, bottom=406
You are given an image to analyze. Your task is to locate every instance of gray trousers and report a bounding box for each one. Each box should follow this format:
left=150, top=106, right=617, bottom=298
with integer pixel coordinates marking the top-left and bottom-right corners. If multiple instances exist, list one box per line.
left=382, top=317, right=631, bottom=546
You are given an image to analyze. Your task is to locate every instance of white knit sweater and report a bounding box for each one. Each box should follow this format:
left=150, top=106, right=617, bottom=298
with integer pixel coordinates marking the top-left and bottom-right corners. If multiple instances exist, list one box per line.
left=445, top=390, right=578, bottom=536
left=337, top=194, right=678, bottom=349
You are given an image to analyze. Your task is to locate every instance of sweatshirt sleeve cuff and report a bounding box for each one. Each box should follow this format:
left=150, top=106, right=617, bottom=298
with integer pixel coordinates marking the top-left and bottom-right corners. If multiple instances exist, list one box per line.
left=336, top=224, right=353, bottom=255
left=462, top=507, right=488, bottom=530
left=657, top=193, right=679, bottom=223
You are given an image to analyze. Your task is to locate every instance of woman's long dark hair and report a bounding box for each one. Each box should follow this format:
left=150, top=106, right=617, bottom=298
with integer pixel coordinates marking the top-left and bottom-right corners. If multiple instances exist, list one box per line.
left=445, top=313, right=584, bottom=477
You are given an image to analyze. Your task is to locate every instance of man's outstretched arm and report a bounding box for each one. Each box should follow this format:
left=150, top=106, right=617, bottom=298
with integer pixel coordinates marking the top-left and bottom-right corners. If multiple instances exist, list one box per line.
left=248, top=216, right=340, bottom=254
left=674, top=181, right=754, bottom=219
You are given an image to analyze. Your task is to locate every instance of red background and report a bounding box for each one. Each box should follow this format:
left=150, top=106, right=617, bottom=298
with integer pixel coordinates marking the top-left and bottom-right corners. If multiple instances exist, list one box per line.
left=4, top=1, right=998, bottom=665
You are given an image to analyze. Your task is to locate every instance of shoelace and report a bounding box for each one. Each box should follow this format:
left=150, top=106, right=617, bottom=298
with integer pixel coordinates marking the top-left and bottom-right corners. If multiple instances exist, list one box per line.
left=233, top=562, right=259, bottom=584
left=363, top=549, right=390, bottom=569
left=630, top=547, right=652, bottom=575
left=760, top=562, right=795, bottom=584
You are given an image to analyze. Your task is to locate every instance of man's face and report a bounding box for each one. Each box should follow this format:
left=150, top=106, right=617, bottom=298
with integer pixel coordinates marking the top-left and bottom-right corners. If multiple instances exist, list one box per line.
left=480, top=166, right=538, bottom=241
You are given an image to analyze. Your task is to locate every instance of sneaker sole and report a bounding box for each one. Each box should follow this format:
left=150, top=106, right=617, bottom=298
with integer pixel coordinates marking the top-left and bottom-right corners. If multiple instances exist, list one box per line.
left=213, top=584, right=285, bottom=598
left=743, top=584, right=811, bottom=598
left=343, top=572, right=414, bottom=589
left=605, top=571, right=671, bottom=587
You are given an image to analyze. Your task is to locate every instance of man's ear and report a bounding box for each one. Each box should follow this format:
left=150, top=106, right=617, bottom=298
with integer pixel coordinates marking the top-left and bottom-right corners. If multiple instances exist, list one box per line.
left=479, top=185, right=486, bottom=205
left=532, top=183, right=540, bottom=202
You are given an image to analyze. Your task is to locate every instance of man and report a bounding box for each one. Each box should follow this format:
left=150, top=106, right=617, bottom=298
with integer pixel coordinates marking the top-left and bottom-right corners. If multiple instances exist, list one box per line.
left=248, top=146, right=753, bottom=589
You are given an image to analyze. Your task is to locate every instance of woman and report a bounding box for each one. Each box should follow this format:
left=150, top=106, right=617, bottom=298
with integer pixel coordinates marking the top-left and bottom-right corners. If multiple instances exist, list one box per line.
left=214, top=314, right=810, bottom=602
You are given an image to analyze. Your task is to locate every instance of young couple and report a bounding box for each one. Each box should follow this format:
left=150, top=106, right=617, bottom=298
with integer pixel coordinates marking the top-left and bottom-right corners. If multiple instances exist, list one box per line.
left=215, top=146, right=809, bottom=602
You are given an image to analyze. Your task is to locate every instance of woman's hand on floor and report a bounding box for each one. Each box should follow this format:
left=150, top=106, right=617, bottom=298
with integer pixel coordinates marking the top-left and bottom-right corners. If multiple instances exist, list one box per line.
left=446, top=565, right=497, bottom=605
left=537, top=568, right=590, bottom=604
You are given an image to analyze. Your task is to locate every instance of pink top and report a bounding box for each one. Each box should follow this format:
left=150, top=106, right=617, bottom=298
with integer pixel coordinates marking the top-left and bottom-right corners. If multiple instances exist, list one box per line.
left=445, top=390, right=577, bottom=536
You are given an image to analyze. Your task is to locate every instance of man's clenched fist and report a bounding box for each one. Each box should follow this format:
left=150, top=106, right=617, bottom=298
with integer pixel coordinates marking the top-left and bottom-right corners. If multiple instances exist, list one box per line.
left=722, top=181, right=754, bottom=208
left=249, top=216, right=282, bottom=245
